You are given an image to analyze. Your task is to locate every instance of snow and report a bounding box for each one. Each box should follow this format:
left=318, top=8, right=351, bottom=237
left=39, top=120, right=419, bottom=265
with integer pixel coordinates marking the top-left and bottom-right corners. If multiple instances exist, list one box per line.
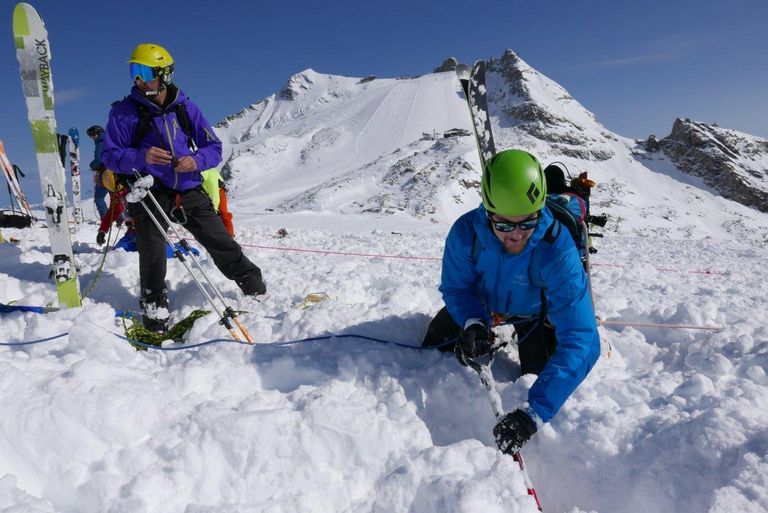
left=2, top=59, right=768, bottom=512
left=2, top=213, right=767, bottom=513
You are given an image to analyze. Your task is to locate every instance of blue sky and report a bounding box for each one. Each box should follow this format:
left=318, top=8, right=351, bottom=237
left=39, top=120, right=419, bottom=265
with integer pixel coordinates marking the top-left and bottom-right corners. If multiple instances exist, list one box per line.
left=1, top=0, right=766, bottom=204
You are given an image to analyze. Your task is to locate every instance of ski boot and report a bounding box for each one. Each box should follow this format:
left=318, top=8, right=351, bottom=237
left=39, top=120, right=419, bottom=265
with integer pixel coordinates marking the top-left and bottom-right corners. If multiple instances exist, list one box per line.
left=140, top=288, right=170, bottom=333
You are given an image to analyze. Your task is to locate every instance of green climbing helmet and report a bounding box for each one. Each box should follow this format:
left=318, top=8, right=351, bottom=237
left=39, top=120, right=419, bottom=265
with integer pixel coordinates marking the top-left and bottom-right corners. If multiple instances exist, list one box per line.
left=481, top=149, right=547, bottom=216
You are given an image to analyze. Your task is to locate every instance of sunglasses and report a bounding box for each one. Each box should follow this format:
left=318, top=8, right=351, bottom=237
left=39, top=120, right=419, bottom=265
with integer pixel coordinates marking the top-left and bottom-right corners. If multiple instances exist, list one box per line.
left=487, top=213, right=540, bottom=232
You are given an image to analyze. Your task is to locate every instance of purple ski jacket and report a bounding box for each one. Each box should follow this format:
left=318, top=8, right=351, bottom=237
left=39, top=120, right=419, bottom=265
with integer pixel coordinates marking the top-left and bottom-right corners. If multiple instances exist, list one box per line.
left=101, top=85, right=222, bottom=191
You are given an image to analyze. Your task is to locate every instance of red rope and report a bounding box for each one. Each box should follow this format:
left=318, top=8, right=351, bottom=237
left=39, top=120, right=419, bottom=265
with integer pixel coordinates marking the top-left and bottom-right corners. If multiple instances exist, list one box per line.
left=591, top=262, right=723, bottom=275
left=181, top=235, right=723, bottom=275
left=238, top=242, right=442, bottom=262
left=599, top=319, right=723, bottom=330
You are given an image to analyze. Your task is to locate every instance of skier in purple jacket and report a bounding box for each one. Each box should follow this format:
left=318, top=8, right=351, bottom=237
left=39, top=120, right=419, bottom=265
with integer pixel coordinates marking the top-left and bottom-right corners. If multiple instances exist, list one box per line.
left=102, top=43, right=266, bottom=332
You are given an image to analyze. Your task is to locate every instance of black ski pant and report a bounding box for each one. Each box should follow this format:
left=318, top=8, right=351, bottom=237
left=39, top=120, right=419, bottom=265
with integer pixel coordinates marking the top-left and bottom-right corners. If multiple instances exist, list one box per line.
left=422, top=306, right=557, bottom=375
left=128, top=184, right=261, bottom=300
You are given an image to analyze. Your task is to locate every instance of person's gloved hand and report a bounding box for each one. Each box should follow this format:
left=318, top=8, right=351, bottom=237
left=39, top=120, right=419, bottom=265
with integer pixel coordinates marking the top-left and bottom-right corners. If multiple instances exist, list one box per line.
left=493, top=409, right=538, bottom=455
left=456, top=321, right=492, bottom=365
left=96, top=231, right=106, bottom=246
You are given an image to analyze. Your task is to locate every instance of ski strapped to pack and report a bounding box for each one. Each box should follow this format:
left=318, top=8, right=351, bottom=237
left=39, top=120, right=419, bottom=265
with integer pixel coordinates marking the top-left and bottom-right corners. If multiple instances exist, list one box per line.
left=455, top=60, right=496, bottom=171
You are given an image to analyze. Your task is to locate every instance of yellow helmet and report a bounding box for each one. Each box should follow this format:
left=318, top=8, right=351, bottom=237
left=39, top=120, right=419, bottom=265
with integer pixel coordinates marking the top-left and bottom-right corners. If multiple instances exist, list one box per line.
left=128, top=43, right=174, bottom=86
left=128, top=43, right=173, bottom=68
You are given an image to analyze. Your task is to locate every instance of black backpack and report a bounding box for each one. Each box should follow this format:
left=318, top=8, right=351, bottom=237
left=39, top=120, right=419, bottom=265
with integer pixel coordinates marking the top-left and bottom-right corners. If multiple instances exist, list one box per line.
left=125, top=96, right=197, bottom=152
left=0, top=210, right=33, bottom=228
left=540, top=194, right=588, bottom=270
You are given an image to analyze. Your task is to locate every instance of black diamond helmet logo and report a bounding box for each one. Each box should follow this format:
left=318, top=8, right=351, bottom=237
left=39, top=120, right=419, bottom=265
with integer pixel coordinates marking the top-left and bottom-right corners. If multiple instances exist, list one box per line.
left=527, top=183, right=540, bottom=204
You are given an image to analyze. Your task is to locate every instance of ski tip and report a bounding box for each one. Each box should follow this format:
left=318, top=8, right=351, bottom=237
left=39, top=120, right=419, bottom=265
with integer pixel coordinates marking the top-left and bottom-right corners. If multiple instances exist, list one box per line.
left=13, top=4, right=31, bottom=35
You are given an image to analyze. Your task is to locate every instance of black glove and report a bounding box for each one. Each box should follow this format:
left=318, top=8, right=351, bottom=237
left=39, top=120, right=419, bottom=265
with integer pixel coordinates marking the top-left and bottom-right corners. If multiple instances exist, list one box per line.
left=456, top=322, right=492, bottom=364
left=96, top=231, right=106, bottom=246
left=493, top=409, right=537, bottom=455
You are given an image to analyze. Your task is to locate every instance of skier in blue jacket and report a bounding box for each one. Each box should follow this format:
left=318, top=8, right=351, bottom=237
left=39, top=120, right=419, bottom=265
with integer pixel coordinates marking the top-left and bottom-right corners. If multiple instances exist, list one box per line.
left=423, top=149, right=600, bottom=455
left=102, top=43, right=266, bottom=332
left=87, top=125, right=109, bottom=219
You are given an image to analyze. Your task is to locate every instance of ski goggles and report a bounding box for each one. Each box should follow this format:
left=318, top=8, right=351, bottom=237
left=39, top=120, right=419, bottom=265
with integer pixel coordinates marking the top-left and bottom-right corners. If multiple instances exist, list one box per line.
left=130, top=62, right=173, bottom=83
left=130, top=62, right=159, bottom=82
left=487, top=213, right=540, bottom=232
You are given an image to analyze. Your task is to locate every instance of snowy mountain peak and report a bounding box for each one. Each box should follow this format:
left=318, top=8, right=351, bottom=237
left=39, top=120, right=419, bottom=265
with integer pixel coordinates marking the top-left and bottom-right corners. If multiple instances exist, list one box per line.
left=213, top=49, right=768, bottom=244
left=279, top=68, right=349, bottom=100
left=486, top=49, right=616, bottom=162
left=653, top=118, right=768, bottom=212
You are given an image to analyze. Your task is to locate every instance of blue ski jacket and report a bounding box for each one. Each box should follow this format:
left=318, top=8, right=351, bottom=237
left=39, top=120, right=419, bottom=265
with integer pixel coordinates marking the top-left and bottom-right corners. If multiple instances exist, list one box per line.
left=102, top=85, right=222, bottom=191
left=89, top=132, right=104, bottom=173
left=440, top=205, right=600, bottom=422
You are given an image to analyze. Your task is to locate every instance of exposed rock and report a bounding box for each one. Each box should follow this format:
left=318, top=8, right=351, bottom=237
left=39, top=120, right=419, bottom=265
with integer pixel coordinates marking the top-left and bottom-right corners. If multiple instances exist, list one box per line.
left=280, top=70, right=317, bottom=100
left=660, top=118, right=768, bottom=212
left=644, top=135, right=661, bottom=152
left=433, top=57, right=459, bottom=73
left=486, top=49, right=614, bottom=162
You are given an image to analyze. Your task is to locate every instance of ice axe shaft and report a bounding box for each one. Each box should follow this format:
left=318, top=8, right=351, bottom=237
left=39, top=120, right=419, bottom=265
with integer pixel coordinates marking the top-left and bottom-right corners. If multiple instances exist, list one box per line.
left=465, top=353, right=543, bottom=511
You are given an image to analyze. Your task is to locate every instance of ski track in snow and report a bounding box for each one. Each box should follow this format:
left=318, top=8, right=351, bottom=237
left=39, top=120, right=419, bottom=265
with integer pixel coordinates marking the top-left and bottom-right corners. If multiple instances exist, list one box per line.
left=1, top=211, right=767, bottom=513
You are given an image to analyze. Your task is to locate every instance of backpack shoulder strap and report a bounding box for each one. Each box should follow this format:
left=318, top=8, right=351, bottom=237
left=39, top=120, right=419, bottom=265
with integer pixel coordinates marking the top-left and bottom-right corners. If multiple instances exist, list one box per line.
left=126, top=97, right=197, bottom=151
left=545, top=195, right=584, bottom=251
left=529, top=219, right=559, bottom=289
left=173, top=102, right=197, bottom=150
left=127, top=97, right=154, bottom=149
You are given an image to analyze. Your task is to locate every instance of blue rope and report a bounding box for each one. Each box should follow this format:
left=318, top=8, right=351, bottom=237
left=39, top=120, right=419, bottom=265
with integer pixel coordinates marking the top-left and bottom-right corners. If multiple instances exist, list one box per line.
left=0, top=330, right=439, bottom=351
left=114, top=332, right=438, bottom=351
left=0, top=333, right=68, bottom=346
left=0, top=322, right=524, bottom=353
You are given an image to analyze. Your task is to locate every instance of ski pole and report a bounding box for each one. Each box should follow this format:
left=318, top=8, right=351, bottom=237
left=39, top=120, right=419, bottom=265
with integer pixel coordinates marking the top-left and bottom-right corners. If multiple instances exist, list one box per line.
left=464, top=353, right=543, bottom=511
left=130, top=172, right=252, bottom=343
left=136, top=193, right=241, bottom=342
left=139, top=183, right=253, bottom=343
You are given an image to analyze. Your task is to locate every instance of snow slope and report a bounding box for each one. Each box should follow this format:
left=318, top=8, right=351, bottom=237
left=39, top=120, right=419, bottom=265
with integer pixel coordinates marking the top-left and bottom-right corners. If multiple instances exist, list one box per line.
left=1, top=215, right=767, bottom=513
left=2, top=51, right=768, bottom=513
left=218, top=53, right=768, bottom=244
left=217, top=69, right=479, bottom=223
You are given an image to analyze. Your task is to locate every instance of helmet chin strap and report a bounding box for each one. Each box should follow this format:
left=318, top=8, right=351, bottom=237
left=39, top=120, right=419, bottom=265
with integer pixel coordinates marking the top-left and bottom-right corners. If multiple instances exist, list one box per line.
left=142, top=81, right=165, bottom=97
left=140, top=71, right=172, bottom=97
